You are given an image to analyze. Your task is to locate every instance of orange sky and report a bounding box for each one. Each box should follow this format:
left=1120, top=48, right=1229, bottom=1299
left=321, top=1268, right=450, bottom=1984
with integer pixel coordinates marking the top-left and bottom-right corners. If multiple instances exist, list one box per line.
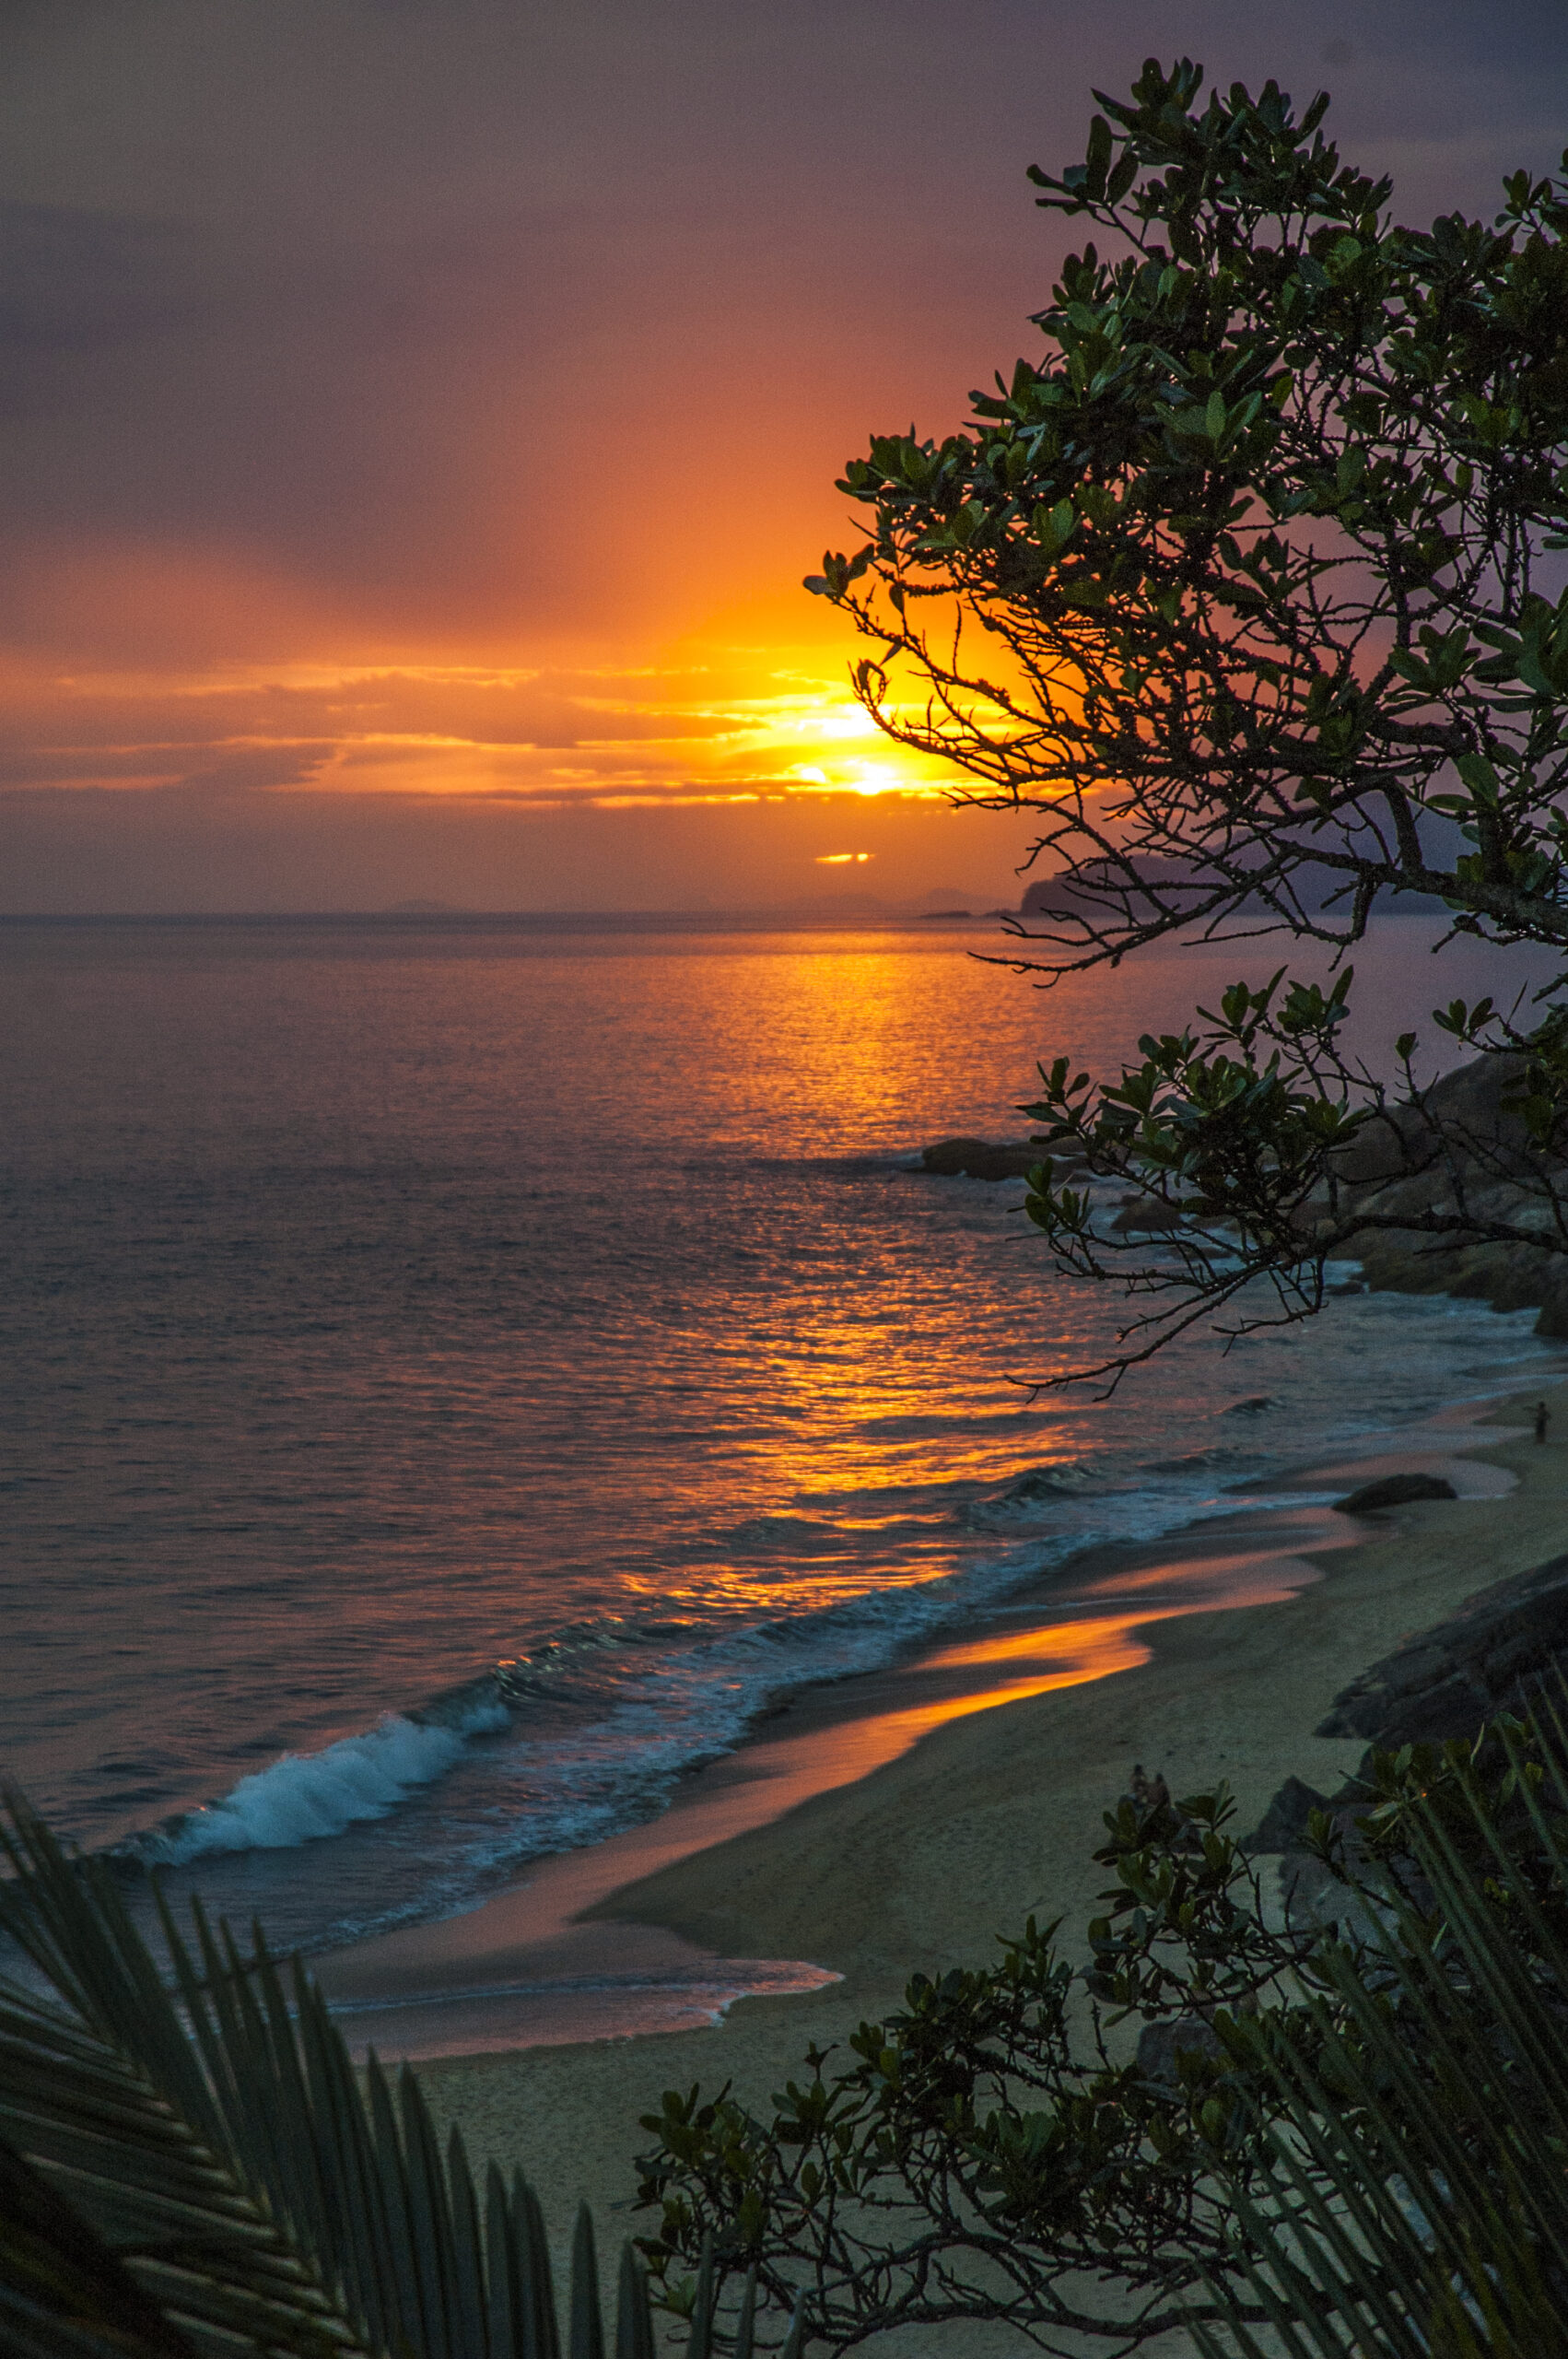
left=2, top=0, right=1563, bottom=910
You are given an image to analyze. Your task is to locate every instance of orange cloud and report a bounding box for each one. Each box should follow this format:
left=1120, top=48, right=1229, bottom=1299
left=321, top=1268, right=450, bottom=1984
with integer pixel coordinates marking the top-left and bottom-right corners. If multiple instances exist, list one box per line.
left=0, top=633, right=970, bottom=811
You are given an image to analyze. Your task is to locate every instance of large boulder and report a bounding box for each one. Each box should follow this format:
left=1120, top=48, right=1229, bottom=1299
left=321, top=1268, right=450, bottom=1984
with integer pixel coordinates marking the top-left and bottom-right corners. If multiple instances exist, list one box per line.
left=1328, top=1053, right=1568, bottom=1333
left=1135, top=2016, right=1224, bottom=2084
left=1334, top=1053, right=1536, bottom=1190
left=919, top=1137, right=1051, bottom=1181
left=1109, top=1195, right=1188, bottom=1234
left=1245, top=1774, right=1332, bottom=1853
left=1332, top=1472, right=1457, bottom=1514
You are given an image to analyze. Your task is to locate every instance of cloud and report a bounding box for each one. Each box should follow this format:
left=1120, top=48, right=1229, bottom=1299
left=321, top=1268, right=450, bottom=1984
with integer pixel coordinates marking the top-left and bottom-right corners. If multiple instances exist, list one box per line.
left=0, top=775, right=1029, bottom=914
left=0, top=647, right=975, bottom=809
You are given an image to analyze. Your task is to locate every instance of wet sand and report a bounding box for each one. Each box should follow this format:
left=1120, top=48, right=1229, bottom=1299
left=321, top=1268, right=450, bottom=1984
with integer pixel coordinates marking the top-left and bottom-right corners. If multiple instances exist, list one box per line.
left=321, top=1389, right=1565, bottom=2279
left=318, top=1504, right=1382, bottom=2055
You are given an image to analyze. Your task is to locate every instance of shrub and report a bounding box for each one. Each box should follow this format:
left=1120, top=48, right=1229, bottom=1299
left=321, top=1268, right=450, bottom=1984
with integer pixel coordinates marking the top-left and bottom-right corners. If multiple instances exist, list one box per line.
left=637, top=1709, right=1568, bottom=2353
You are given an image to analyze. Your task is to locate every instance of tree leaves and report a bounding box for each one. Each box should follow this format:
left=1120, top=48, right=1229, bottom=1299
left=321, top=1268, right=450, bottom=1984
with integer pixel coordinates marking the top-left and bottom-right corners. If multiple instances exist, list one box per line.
left=807, top=56, right=1568, bottom=1385
left=639, top=1710, right=1568, bottom=2356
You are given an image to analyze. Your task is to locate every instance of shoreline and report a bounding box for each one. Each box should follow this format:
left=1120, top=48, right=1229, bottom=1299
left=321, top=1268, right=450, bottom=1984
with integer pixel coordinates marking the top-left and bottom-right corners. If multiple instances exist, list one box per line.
left=360, top=1378, right=1568, bottom=2258
left=314, top=1413, right=1515, bottom=2057
left=316, top=1496, right=1363, bottom=2056
left=314, top=1419, right=1519, bottom=2057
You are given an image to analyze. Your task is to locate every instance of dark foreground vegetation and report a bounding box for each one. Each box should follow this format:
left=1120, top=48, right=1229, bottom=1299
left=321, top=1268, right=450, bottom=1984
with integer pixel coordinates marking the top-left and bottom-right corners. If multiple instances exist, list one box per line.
left=638, top=1714, right=1568, bottom=2357
left=6, top=1697, right=1568, bottom=2357
left=0, top=1778, right=803, bottom=2359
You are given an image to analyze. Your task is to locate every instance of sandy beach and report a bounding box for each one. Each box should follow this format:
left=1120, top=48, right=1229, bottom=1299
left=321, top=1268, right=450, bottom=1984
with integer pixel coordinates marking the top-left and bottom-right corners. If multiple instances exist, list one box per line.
left=318, top=1381, right=1568, bottom=2290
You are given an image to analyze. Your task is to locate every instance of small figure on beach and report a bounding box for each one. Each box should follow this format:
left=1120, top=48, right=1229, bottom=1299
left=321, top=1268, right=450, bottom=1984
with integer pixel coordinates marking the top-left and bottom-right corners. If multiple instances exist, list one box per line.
left=1536, top=1401, right=1550, bottom=1444
left=1129, top=1764, right=1152, bottom=1808
left=1148, top=1769, right=1171, bottom=1812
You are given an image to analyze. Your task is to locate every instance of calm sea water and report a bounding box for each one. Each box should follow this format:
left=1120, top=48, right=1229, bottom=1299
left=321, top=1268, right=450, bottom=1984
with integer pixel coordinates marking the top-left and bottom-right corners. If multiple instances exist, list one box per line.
left=2, top=914, right=1559, bottom=1957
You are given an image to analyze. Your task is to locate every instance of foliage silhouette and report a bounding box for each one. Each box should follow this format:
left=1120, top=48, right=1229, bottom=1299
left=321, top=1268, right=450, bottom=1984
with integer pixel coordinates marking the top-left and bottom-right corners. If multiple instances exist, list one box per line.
left=807, top=61, right=1568, bottom=1386
left=0, top=1790, right=797, bottom=2359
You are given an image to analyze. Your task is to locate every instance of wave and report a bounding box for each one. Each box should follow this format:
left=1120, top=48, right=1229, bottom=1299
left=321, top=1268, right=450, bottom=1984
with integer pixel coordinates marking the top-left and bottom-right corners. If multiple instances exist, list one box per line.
left=1140, top=1446, right=1256, bottom=1474
left=132, top=1696, right=509, bottom=1865
left=965, top=1462, right=1097, bottom=1526
left=114, top=1460, right=1297, bottom=1882
left=111, top=1300, right=1565, bottom=1901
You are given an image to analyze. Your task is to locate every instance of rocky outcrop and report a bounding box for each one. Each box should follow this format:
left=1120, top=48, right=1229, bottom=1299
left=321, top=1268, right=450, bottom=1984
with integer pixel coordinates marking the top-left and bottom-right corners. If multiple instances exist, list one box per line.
left=919, top=1058, right=1568, bottom=1328
left=1314, top=1552, right=1568, bottom=1747
left=1334, top=1053, right=1568, bottom=1335
left=1353, top=1232, right=1568, bottom=1336
left=1135, top=2015, right=1224, bottom=2083
left=1247, top=1555, right=1568, bottom=1928
left=1246, top=1774, right=1334, bottom=1854
left=1334, top=1053, right=1537, bottom=1189
left=1108, top=1195, right=1188, bottom=1234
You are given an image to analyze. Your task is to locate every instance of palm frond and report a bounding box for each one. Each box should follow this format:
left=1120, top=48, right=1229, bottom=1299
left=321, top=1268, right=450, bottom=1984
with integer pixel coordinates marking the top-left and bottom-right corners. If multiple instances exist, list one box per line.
left=1194, top=1715, right=1568, bottom=2357
left=0, top=2127, right=203, bottom=2359
left=0, top=1789, right=677, bottom=2359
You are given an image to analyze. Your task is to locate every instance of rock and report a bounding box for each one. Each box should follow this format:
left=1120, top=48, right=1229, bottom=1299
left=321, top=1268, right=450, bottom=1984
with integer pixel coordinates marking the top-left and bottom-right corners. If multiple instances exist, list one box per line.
left=1350, top=1227, right=1561, bottom=1322
left=1246, top=1775, right=1331, bottom=1852
left=1316, top=1550, right=1568, bottom=1743
left=1537, top=1268, right=1568, bottom=1337
left=1109, top=1196, right=1188, bottom=1234
left=1223, top=1395, right=1279, bottom=1416
left=1327, top=1051, right=1568, bottom=1330
left=1335, top=1053, right=1536, bottom=1189
left=1333, top=1473, right=1457, bottom=1514
left=919, top=1137, right=1050, bottom=1181
left=1387, top=1669, right=1494, bottom=1743
left=1136, top=2016, right=1224, bottom=2084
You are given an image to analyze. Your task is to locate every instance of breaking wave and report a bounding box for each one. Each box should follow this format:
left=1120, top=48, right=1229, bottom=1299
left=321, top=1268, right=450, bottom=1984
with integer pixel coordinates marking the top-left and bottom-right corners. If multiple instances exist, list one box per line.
left=134, top=1697, right=509, bottom=1864
left=117, top=1465, right=1304, bottom=1884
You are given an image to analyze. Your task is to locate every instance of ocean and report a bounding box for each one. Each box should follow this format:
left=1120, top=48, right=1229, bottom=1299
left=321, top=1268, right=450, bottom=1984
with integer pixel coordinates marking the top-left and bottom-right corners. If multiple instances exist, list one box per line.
left=3, top=912, right=1560, bottom=1965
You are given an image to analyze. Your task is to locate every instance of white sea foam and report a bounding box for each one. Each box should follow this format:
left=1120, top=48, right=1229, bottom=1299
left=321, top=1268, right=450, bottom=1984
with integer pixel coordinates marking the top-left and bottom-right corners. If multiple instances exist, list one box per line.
left=142, top=1700, right=509, bottom=1863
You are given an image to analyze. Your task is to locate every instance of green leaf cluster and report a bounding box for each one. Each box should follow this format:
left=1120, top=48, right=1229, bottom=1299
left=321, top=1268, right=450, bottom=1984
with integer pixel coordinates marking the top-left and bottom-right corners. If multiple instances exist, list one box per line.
left=820, top=61, right=1568, bottom=902
left=638, top=1705, right=1568, bottom=2355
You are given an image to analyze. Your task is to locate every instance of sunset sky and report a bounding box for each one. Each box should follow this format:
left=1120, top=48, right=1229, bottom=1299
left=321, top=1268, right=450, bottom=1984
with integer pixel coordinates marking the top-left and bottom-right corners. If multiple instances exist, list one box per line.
left=4, top=0, right=1566, bottom=912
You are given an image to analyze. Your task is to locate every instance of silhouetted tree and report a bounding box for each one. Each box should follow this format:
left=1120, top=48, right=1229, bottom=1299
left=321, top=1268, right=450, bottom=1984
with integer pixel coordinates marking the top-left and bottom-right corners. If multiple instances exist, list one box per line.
left=809, top=63, right=1568, bottom=1386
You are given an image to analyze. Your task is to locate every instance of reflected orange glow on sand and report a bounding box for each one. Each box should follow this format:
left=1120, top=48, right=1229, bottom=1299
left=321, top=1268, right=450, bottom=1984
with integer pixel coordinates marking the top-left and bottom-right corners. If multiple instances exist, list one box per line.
left=318, top=1508, right=1335, bottom=2037
left=317, top=1664, right=1153, bottom=2012
left=900, top=1614, right=1145, bottom=1708
left=1070, top=1546, right=1346, bottom=1603
left=321, top=1616, right=1176, bottom=2008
